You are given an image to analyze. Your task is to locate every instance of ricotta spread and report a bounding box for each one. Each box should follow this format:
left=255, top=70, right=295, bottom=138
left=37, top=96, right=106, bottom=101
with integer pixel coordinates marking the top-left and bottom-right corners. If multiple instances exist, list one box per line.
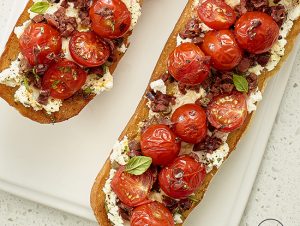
left=0, top=54, right=23, bottom=87
left=82, top=68, right=114, bottom=95
left=150, top=79, right=167, bottom=94
left=103, top=137, right=130, bottom=226
left=247, top=89, right=263, bottom=113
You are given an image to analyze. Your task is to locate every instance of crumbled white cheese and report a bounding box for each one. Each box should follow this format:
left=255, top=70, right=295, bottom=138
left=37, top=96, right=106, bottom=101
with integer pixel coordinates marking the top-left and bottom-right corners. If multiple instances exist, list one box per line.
left=14, top=85, right=62, bottom=114
left=122, top=0, right=142, bottom=30
left=174, top=213, right=183, bottom=224
left=172, top=86, right=206, bottom=112
left=103, top=137, right=130, bottom=226
left=248, top=2, right=300, bottom=75
left=103, top=169, right=125, bottom=226
left=176, top=35, right=192, bottom=46
left=110, top=137, right=129, bottom=165
left=82, top=68, right=114, bottom=95
left=150, top=79, right=167, bottom=94
left=62, top=38, right=73, bottom=62
left=246, top=89, right=263, bottom=113
left=14, top=20, right=31, bottom=38
left=197, top=142, right=230, bottom=173
left=0, top=54, right=23, bottom=87
left=117, top=43, right=128, bottom=53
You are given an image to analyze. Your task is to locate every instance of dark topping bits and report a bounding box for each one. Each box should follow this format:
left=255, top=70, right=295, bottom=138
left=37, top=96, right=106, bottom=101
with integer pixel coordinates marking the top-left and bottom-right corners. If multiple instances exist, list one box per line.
left=246, top=73, right=258, bottom=92
left=37, top=89, right=50, bottom=105
left=247, top=19, right=262, bottom=40
left=162, top=195, right=192, bottom=214
left=179, top=19, right=205, bottom=44
left=147, top=91, right=176, bottom=114
left=193, top=134, right=223, bottom=153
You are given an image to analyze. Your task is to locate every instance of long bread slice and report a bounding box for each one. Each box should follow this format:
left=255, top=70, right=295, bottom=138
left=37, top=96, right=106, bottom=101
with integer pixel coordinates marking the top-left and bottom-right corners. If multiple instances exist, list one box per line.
left=90, top=0, right=300, bottom=225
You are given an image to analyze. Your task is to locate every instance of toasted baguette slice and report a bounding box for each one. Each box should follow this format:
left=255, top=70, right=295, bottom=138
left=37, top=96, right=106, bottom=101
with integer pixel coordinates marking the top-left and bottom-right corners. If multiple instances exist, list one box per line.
left=90, top=0, right=300, bottom=225
left=0, top=0, right=142, bottom=124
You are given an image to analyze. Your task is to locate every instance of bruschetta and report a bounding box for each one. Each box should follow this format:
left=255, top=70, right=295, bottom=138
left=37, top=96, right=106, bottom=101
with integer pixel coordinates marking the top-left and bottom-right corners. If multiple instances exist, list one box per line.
left=0, top=0, right=142, bottom=123
left=91, top=0, right=300, bottom=225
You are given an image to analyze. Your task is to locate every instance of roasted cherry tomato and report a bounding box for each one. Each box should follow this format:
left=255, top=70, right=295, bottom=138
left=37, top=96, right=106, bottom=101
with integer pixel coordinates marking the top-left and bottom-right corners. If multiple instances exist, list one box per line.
left=19, top=23, right=62, bottom=66
left=111, top=166, right=153, bottom=207
left=171, top=104, right=207, bottom=144
left=42, top=59, right=87, bottom=100
left=207, top=92, right=248, bottom=132
left=234, top=12, right=279, bottom=54
left=168, top=43, right=210, bottom=85
left=131, top=202, right=174, bottom=226
left=89, top=0, right=131, bottom=39
left=202, top=30, right=242, bottom=71
left=197, top=0, right=236, bottom=30
left=159, top=155, right=206, bottom=199
left=69, top=32, right=110, bottom=67
left=141, top=124, right=181, bottom=166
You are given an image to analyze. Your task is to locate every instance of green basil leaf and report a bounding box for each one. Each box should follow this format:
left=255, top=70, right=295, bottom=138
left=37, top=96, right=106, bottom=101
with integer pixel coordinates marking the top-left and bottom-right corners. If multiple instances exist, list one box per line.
left=233, top=74, right=249, bottom=93
left=125, top=156, right=152, bottom=176
left=30, top=2, right=50, bottom=14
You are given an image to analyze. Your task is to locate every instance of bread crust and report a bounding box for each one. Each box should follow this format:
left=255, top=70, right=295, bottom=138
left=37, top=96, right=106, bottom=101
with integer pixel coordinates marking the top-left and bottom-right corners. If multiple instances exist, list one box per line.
left=0, top=0, right=141, bottom=124
left=90, top=1, right=300, bottom=225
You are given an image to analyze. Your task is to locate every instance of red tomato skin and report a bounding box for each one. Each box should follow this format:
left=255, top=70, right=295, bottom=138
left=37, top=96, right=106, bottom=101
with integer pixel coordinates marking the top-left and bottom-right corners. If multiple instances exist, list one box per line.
left=19, top=23, right=62, bottom=66
left=42, top=59, right=87, bottom=100
left=207, top=92, right=248, bottom=132
left=171, top=104, right=207, bottom=144
left=89, top=0, right=131, bottom=39
left=234, top=12, right=279, bottom=54
left=69, top=32, right=110, bottom=67
left=131, top=202, right=174, bottom=226
left=202, top=30, right=242, bottom=71
left=141, top=125, right=181, bottom=166
left=159, top=155, right=206, bottom=199
left=197, top=0, right=236, bottom=30
left=111, top=166, right=153, bottom=207
left=168, top=43, right=210, bottom=85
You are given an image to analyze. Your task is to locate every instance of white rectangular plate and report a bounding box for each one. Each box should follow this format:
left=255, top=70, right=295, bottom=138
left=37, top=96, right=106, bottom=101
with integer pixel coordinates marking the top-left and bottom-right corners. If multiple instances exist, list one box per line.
left=0, top=0, right=299, bottom=225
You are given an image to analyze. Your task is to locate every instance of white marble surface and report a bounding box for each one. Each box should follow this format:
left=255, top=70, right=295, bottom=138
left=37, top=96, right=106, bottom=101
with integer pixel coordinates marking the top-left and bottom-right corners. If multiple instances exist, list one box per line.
left=0, top=1, right=299, bottom=225
left=0, top=52, right=299, bottom=226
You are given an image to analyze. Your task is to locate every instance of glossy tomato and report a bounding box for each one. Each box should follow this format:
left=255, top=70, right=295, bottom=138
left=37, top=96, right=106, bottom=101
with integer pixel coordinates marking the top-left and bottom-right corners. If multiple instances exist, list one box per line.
left=168, top=43, right=210, bottom=85
left=202, top=30, right=242, bottom=71
left=171, top=104, right=207, bottom=144
left=207, top=92, right=248, bottom=132
left=159, top=155, right=206, bottom=199
left=234, top=12, right=279, bottom=54
left=19, top=23, right=62, bottom=66
left=197, top=0, right=236, bottom=30
left=69, top=32, right=110, bottom=67
left=111, top=166, right=153, bottom=207
left=42, top=59, right=87, bottom=100
left=141, top=124, right=181, bottom=166
left=89, top=0, right=131, bottom=39
left=131, top=202, right=174, bottom=226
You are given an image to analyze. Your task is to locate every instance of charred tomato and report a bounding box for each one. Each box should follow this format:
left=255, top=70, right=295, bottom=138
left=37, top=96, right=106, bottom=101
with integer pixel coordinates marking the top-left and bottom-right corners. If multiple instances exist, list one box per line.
left=168, top=43, right=210, bottom=85
left=141, top=124, right=181, bottom=166
left=19, top=23, right=62, bottom=66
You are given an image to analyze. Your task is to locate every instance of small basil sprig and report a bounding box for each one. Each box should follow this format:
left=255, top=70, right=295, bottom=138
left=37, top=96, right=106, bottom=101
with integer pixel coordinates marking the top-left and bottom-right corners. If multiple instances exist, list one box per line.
left=30, top=2, right=50, bottom=14
left=233, top=74, right=249, bottom=93
left=125, top=156, right=152, bottom=176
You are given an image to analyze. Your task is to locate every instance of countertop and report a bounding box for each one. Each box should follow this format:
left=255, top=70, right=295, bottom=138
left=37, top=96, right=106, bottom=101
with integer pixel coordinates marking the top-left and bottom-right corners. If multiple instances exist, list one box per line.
left=0, top=1, right=299, bottom=226
left=1, top=52, right=299, bottom=225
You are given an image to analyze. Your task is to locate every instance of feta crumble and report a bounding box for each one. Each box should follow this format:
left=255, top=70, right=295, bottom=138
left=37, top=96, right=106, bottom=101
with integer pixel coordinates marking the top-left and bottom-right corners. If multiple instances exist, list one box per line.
left=150, top=79, right=167, bottom=94
left=247, top=89, right=263, bottom=113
